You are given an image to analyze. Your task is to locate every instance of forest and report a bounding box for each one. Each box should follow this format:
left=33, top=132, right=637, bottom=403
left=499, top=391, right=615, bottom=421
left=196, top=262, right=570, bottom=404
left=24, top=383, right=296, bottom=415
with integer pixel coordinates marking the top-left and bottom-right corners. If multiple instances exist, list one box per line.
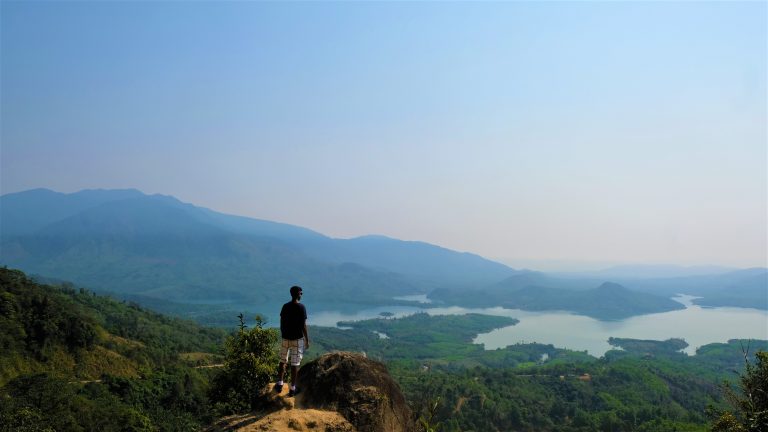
left=0, top=268, right=227, bottom=431
left=0, top=267, right=765, bottom=431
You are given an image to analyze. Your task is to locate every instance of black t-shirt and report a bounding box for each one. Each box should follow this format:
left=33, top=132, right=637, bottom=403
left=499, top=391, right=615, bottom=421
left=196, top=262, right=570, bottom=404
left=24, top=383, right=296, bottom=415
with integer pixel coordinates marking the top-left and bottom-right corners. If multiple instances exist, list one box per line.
left=280, top=301, right=307, bottom=340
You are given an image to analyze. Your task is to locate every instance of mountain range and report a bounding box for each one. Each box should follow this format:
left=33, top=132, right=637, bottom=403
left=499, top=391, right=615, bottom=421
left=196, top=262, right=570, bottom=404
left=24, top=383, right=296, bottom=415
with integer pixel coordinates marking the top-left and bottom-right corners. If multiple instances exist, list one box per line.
left=0, top=188, right=515, bottom=306
left=1, top=188, right=764, bottom=318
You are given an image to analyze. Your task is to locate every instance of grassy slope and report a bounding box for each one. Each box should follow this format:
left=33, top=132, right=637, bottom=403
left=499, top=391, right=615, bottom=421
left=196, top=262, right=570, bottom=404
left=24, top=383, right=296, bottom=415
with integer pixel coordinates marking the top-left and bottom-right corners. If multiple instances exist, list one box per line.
left=0, top=267, right=226, bottom=384
left=0, top=267, right=233, bottom=431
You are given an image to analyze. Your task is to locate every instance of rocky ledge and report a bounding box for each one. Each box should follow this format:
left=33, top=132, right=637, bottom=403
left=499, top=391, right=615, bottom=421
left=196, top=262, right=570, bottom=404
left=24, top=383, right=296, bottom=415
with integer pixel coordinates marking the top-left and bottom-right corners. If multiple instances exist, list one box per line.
left=208, top=352, right=415, bottom=432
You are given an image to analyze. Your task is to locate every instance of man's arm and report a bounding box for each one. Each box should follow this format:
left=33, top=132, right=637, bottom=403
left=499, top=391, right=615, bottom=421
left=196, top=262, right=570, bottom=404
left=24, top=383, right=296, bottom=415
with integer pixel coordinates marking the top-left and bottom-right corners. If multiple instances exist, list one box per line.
left=303, top=321, right=310, bottom=350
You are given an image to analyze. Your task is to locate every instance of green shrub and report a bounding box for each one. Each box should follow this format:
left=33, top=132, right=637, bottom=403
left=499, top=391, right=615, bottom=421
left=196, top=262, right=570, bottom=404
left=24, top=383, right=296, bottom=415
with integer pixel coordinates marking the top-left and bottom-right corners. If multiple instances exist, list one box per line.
left=209, top=315, right=279, bottom=413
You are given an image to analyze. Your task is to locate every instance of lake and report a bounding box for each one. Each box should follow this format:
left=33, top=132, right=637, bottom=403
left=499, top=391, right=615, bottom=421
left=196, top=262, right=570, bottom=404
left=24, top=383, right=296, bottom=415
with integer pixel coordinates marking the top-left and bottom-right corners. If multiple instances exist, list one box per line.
left=306, top=295, right=768, bottom=357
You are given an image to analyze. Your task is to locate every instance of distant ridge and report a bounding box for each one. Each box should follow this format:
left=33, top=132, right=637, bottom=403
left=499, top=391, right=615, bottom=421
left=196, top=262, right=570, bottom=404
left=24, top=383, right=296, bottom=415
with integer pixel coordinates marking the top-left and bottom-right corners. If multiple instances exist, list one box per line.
left=430, top=279, right=686, bottom=320
left=0, top=188, right=516, bottom=305
left=3, top=188, right=762, bottom=316
left=592, top=264, right=738, bottom=279
left=307, top=234, right=516, bottom=287
left=0, top=188, right=145, bottom=235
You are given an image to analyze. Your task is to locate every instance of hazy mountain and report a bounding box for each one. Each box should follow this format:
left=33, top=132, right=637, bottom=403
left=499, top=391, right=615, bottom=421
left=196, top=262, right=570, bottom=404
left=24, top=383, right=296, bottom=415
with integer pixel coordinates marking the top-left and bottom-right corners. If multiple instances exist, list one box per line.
left=491, top=271, right=605, bottom=291
left=3, top=188, right=760, bottom=315
left=620, top=267, right=767, bottom=292
left=541, top=265, right=767, bottom=310
left=676, top=269, right=767, bottom=309
left=588, top=264, right=737, bottom=279
left=0, top=188, right=515, bottom=304
left=430, top=280, right=685, bottom=320
left=610, top=268, right=768, bottom=310
left=300, top=235, right=516, bottom=288
left=0, top=188, right=146, bottom=235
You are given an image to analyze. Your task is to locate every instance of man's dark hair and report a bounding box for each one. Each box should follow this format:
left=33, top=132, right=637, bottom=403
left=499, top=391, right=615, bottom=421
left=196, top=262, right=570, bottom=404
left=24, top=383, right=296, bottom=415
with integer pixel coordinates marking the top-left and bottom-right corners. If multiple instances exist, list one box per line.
left=290, top=285, right=303, bottom=299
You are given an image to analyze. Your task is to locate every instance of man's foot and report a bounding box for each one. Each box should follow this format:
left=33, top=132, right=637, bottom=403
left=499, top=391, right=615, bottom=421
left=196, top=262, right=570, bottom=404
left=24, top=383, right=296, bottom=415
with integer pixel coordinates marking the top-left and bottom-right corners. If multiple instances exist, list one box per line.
left=288, top=387, right=300, bottom=397
left=273, top=382, right=283, bottom=393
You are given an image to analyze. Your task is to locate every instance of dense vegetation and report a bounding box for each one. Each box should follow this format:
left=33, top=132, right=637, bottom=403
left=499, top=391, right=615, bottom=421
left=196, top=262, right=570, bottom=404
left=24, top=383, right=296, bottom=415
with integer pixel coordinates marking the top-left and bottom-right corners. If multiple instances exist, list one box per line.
left=1, top=267, right=766, bottom=432
left=0, top=267, right=228, bottom=431
left=710, top=351, right=768, bottom=431
left=309, top=312, right=768, bottom=431
left=208, top=315, right=279, bottom=413
left=310, top=313, right=593, bottom=368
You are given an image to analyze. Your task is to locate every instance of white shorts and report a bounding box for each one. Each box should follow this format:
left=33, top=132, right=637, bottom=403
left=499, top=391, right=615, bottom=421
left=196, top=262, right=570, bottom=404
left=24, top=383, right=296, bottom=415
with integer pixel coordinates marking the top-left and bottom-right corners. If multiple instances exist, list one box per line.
left=279, top=338, right=304, bottom=367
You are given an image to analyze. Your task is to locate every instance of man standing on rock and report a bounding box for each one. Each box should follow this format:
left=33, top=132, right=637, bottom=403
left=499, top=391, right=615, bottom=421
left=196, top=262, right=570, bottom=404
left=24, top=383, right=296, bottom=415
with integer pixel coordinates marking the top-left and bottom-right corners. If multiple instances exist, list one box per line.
left=275, top=285, right=309, bottom=397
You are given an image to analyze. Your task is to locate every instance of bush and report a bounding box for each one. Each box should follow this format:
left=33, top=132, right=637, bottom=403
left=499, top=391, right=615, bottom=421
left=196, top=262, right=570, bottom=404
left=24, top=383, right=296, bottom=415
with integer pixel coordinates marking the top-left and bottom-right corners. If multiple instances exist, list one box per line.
left=209, top=315, right=279, bottom=413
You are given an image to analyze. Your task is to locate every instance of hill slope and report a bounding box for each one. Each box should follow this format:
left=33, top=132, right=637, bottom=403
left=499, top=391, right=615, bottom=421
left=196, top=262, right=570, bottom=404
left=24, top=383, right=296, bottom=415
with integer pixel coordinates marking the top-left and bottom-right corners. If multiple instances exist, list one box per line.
left=614, top=268, right=768, bottom=310
left=430, top=278, right=685, bottom=320
left=0, top=267, right=228, bottom=430
left=0, top=189, right=515, bottom=304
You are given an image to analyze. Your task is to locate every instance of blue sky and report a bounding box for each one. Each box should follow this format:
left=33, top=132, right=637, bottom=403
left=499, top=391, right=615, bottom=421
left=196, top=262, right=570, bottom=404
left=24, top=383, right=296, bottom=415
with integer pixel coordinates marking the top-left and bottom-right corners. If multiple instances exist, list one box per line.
left=1, top=1, right=766, bottom=270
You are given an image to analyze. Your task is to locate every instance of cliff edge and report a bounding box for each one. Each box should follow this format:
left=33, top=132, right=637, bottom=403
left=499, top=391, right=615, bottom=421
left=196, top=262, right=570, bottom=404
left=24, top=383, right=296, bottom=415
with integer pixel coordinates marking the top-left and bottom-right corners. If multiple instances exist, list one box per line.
left=208, top=352, right=415, bottom=432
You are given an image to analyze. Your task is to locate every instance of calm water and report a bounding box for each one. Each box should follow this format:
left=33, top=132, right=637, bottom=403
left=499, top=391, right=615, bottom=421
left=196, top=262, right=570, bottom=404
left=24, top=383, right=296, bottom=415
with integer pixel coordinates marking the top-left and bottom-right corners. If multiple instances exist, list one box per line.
left=475, top=296, right=768, bottom=356
left=307, top=295, right=768, bottom=357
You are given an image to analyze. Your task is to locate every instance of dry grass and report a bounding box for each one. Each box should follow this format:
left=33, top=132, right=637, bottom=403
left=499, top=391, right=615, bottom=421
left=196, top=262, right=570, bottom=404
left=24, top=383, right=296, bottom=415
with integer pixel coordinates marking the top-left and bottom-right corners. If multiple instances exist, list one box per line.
left=75, top=346, right=139, bottom=379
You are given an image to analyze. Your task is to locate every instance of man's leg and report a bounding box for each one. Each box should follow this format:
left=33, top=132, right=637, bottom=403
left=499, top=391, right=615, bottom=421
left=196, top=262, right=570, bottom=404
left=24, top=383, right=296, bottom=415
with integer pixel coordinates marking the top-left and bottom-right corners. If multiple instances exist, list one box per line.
left=288, top=365, right=301, bottom=396
left=274, top=361, right=287, bottom=392
left=288, top=338, right=304, bottom=396
left=278, top=362, right=287, bottom=382
left=275, top=339, right=290, bottom=392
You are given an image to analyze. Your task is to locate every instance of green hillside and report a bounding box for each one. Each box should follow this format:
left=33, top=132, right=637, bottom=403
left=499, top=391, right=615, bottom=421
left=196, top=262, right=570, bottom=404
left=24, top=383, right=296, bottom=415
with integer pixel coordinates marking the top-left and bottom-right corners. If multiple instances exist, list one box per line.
left=0, top=267, right=228, bottom=431
left=310, top=313, right=767, bottom=432
left=2, top=267, right=765, bottom=432
left=0, top=189, right=514, bottom=307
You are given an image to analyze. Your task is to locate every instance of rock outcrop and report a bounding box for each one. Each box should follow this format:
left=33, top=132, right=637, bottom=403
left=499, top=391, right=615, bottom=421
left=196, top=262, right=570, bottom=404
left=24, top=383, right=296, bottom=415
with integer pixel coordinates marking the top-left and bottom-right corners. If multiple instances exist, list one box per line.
left=296, top=352, right=414, bottom=432
left=208, top=352, right=415, bottom=432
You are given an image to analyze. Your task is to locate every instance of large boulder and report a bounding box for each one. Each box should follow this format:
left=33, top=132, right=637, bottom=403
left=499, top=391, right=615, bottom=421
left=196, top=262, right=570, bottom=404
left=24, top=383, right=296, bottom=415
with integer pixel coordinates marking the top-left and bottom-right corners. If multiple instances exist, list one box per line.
left=296, top=352, right=415, bottom=432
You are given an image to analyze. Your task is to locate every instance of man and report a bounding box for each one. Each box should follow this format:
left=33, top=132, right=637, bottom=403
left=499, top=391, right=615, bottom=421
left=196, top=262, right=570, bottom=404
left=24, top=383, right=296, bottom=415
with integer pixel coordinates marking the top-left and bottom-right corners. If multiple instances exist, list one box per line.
left=274, top=285, right=309, bottom=397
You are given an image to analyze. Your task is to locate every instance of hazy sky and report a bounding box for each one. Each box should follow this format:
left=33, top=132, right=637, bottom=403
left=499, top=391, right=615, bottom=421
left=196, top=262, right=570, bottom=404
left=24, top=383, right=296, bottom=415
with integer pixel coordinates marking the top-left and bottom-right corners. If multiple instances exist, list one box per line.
left=1, top=1, right=766, bottom=270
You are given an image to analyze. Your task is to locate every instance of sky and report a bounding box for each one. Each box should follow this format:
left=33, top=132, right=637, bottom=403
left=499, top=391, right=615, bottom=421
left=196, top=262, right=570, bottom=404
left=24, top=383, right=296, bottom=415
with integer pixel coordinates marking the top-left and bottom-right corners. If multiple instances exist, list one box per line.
left=1, top=1, right=766, bottom=271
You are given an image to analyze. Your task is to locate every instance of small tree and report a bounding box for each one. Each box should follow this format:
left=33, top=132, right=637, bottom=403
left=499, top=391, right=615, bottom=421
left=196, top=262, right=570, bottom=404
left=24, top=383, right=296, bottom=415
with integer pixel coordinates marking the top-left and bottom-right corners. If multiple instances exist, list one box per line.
left=710, top=350, right=768, bottom=432
left=418, top=396, right=442, bottom=432
left=209, top=314, right=279, bottom=413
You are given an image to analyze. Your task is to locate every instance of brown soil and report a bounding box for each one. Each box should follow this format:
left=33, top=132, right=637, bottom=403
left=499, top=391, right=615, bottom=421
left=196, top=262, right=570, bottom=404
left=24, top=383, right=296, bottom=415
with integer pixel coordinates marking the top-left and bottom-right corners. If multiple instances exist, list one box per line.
left=207, top=382, right=356, bottom=432
left=210, top=409, right=355, bottom=432
left=453, top=396, right=467, bottom=414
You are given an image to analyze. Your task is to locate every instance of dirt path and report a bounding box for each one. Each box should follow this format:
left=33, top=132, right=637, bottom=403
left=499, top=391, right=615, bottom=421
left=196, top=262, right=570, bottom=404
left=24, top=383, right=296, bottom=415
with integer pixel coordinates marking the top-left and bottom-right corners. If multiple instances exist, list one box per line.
left=453, top=396, right=467, bottom=414
left=68, top=379, right=103, bottom=384
left=194, top=363, right=225, bottom=369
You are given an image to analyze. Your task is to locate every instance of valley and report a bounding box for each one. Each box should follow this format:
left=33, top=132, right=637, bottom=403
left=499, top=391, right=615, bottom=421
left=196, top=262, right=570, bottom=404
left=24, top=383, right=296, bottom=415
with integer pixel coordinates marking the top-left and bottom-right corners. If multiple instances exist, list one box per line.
left=5, top=189, right=764, bottom=322
left=2, top=267, right=766, bottom=432
left=1, top=189, right=766, bottom=431
left=4, top=1, right=765, bottom=430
